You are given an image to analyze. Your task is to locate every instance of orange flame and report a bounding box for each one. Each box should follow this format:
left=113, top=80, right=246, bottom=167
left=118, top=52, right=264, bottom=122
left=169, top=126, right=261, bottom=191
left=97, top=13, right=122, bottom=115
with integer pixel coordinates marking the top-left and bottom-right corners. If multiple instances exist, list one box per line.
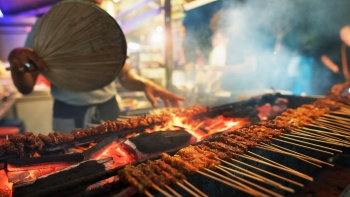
left=144, top=114, right=250, bottom=142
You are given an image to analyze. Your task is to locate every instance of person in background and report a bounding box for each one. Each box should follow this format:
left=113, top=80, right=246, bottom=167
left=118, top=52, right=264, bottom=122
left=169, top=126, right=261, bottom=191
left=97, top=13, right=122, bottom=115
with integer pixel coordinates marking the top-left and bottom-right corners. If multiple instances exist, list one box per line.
left=321, top=25, right=350, bottom=95
left=206, top=9, right=257, bottom=94
left=8, top=0, right=184, bottom=132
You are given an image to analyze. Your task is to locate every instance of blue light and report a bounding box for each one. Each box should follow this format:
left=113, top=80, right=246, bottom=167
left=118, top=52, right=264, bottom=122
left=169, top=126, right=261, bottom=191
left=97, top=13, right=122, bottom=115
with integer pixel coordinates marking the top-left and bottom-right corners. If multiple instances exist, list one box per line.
left=0, top=9, right=3, bottom=18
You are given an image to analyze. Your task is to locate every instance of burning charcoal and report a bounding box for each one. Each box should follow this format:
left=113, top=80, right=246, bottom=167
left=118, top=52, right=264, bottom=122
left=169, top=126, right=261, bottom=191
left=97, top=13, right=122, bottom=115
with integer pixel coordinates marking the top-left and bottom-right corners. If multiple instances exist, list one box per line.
left=129, top=130, right=191, bottom=153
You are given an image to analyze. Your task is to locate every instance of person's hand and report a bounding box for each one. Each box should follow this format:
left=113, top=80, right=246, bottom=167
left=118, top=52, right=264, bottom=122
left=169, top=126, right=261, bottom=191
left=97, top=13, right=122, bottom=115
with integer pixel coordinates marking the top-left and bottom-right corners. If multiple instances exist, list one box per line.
left=8, top=47, right=48, bottom=94
left=143, top=81, right=185, bottom=107
left=8, top=48, right=48, bottom=73
left=331, top=83, right=348, bottom=95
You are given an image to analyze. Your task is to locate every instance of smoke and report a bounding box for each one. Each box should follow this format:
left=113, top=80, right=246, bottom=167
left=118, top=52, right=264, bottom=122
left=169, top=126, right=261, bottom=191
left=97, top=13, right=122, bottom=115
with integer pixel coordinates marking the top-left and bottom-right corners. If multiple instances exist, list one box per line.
left=182, top=0, right=350, bottom=98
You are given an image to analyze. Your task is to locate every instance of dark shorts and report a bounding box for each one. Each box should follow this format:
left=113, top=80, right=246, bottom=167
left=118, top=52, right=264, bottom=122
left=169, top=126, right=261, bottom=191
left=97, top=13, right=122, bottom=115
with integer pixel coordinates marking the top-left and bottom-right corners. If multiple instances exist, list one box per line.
left=53, top=97, right=120, bottom=132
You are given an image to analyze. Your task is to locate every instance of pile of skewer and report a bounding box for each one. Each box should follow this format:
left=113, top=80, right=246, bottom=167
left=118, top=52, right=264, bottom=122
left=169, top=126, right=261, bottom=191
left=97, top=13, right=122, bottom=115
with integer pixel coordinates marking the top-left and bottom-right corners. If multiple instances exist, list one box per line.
left=117, top=97, right=350, bottom=197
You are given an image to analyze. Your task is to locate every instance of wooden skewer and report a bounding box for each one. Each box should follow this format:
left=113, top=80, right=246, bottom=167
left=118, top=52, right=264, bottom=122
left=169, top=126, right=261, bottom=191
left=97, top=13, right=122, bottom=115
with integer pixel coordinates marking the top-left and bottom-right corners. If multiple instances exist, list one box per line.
left=202, top=168, right=269, bottom=197
left=215, top=166, right=284, bottom=197
left=324, top=113, right=350, bottom=120
left=292, top=131, right=350, bottom=146
left=314, top=120, right=350, bottom=132
left=144, top=190, right=155, bottom=197
left=163, top=184, right=183, bottom=197
left=309, top=124, right=350, bottom=138
left=152, top=184, right=173, bottom=197
left=301, top=127, right=350, bottom=138
left=177, top=182, right=201, bottom=197
left=218, top=166, right=290, bottom=197
left=296, top=128, right=349, bottom=141
left=323, top=114, right=350, bottom=123
left=332, top=111, right=350, bottom=116
left=230, top=158, right=304, bottom=187
left=183, top=180, right=208, bottom=197
left=283, top=133, right=349, bottom=147
left=317, top=117, right=350, bottom=127
left=307, top=124, right=350, bottom=137
left=266, top=143, right=332, bottom=167
left=240, top=154, right=314, bottom=181
left=219, top=163, right=294, bottom=193
left=276, top=137, right=342, bottom=153
left=273, top=137, right=334, bottom=155
left=203, top=168, right=254, bottom=191
left=256, top=145, right=323, bottom=168
left=196, top=170, right=264, bottom=197
left=340, top=107, right=350, bottom=112
left=246, top=152, right=314, bottom=181
left=267, top=143, right=334, bottom=167
left=320, top=116, right=350, bottom=126
left=293, top=129, right=347, bottom=142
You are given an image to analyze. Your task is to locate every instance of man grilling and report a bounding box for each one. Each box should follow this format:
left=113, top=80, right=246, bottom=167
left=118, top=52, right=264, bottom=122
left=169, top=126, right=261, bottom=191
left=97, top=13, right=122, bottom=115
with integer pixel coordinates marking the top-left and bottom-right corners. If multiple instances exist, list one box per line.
left=7, top=0, right=185, bottom=132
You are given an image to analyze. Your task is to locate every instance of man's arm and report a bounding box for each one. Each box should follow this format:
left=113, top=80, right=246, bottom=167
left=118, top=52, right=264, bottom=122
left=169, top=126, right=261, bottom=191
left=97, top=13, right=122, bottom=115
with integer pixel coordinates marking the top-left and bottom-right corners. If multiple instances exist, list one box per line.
left=118, top=64, right=184, bottom=107
left=321, top=55, right=339, bottom=73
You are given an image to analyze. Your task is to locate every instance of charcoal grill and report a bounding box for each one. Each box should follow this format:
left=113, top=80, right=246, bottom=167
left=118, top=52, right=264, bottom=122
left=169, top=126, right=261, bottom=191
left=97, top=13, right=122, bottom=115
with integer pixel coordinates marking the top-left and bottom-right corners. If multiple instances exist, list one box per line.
left=0, top=93, right=349, bottom=197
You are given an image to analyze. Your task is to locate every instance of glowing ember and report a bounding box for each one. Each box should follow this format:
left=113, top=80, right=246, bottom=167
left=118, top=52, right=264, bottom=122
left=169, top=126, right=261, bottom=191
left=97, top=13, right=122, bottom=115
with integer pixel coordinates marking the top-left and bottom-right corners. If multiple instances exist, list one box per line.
left=0, top=170, right=12, bottom=197
left=7, top=162, right=80, bottom=184
left=67, top=142, right=97, bottom=153
left=88, top=141, right=137, bottom=169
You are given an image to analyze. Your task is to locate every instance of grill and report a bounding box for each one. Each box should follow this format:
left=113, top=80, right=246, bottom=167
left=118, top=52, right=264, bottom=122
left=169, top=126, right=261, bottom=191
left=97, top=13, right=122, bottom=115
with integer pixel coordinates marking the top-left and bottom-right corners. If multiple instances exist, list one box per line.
left=0, top=93, right=349, bottom=197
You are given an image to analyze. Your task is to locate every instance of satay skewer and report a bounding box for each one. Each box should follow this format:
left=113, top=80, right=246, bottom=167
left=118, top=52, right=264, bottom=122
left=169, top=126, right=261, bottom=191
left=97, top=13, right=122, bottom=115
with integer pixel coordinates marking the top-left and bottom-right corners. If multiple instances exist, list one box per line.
left=230, top=158, right=304, bottom=187
left=250, top=147, right=322, bottom=169
left=295, top=127, right=347, bottom=137
left=307, top=124, right=350, bottom=137
left=330, top=111, right=350, bottom=116
left=318, top=117, right=350, bottom=126
left=275, top=137, right=342, bottom=153
left=183, top=180, right=209, bottom=197
left=215, top=166, right=284, bottom=197
left=256, top=144, right=323, bottom=168
left=314, top=121, right=350, bottom=132
left=323, top=114, right=350, bottom=122
left=149, top=160, right=203, bottom=197
left=197, top=143, right=295, bottom=192
left=219, top=161, right=295, bottom=193
left=163, top=184, right=182, bottom=197
left=176, top=182, right=201, bottom=197
left=230, top=149, right=310, bottom=180
left=144, top=190, right=155, bottom=197
left=267, top=143, right=334, bottom=167
left=339, top=107, right=350, bottom=112
left=203, top=168, right=259, bottom=191
left=306, top=124, right=350, bottom=137
left=245, top=152, right=314, bottom=181
left=295, top=128, right=349, bottom=140
left=163, top=150, right=269, bottom=197
left=196, top=170, right=268, bottom=197
left=290, top=131, right=350, bottom=146
left=283, top=133, right=350, bottom=147
left=151, top=184, right=173, bottom=197
left=273, top=137, right=334, bottom=154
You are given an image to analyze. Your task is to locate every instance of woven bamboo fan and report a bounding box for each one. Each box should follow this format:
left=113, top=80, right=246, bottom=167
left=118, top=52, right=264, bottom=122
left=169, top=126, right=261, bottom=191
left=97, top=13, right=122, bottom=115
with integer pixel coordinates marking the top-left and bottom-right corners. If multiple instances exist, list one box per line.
left=33, top=0, right=127, bottom=92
